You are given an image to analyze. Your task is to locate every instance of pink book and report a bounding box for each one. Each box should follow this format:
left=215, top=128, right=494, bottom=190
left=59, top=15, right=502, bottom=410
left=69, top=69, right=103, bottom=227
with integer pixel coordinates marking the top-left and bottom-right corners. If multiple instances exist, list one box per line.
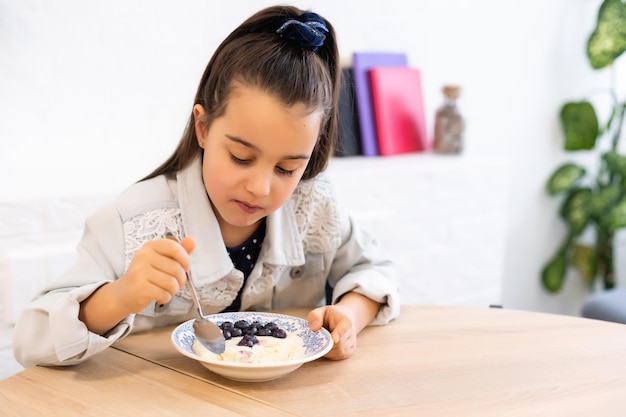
left=368, top=67, right=428, bottom=156
left=352, top=52, right=408, bottom=156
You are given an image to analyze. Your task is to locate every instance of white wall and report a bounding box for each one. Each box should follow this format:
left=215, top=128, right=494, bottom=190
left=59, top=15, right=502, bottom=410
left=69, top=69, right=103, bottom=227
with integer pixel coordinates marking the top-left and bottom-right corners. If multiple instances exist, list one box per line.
left=1, top=0, right=620, bottom=316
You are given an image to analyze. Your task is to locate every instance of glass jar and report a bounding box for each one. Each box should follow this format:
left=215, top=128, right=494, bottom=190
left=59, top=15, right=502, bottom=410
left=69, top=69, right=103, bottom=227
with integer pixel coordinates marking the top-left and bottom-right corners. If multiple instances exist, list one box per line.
left=433, top=85, right=464, bottom=154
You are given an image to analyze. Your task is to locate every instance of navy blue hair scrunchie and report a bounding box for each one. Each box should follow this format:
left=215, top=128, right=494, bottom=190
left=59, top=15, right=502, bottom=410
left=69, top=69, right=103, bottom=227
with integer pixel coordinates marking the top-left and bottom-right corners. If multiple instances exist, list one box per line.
left=276, top=12, right=328, bottom=51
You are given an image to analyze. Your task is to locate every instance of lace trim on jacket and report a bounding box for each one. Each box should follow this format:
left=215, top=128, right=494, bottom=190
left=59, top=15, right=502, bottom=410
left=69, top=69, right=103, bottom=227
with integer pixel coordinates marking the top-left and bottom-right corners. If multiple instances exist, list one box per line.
left=122, top=208, right=240, bottom=307
left=291, top=175, right=342, bottom=253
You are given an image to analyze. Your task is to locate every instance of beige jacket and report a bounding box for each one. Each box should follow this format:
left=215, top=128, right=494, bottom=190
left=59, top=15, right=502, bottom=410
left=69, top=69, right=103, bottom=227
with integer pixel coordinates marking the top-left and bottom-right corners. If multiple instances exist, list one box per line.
left=13, top=156, right=400, bottom=367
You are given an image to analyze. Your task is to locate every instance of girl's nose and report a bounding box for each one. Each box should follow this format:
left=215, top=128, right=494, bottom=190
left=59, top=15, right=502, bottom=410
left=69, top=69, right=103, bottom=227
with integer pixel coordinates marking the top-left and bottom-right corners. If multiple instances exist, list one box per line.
left=245, top=170, right=272, bottom=196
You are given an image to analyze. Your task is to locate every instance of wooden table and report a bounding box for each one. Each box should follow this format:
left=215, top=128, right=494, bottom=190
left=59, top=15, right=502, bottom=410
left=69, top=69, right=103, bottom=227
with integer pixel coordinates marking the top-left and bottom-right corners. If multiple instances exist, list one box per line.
left=2, top=305, right=626, bottom=416
left=0, top=344, right=295, bottom=416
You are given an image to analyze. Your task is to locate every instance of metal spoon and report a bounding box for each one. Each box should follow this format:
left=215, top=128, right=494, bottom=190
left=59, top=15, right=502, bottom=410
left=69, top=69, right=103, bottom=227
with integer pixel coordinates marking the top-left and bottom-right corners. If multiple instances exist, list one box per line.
left=165, top=234, right=226, bottom=354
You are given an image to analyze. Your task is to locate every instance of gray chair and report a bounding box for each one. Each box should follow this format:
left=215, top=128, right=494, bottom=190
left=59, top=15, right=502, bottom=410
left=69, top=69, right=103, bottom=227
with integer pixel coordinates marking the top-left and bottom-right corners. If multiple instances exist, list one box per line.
left=581, top=288, right=626, bottom=324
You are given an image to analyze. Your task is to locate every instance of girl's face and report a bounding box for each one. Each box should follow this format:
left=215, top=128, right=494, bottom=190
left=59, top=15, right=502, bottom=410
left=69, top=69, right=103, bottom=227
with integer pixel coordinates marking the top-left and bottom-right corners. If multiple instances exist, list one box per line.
left=194, top=85, right=323, bottom=245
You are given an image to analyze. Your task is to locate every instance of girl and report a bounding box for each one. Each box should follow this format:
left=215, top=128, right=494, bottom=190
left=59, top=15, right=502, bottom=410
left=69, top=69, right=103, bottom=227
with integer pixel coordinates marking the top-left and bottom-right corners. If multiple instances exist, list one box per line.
left=13, top=5, right=399, bottom=367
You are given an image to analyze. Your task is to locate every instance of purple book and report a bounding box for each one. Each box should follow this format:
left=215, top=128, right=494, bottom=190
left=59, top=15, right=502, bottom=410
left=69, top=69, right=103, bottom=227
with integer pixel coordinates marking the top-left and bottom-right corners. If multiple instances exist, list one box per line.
left=352, top=52, right=408, bottom=156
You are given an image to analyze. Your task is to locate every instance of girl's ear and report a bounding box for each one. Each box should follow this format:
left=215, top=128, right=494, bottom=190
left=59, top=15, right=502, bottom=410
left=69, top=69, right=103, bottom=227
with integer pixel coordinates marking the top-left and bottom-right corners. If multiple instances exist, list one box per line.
left=193, top=104, right=208, bottom=147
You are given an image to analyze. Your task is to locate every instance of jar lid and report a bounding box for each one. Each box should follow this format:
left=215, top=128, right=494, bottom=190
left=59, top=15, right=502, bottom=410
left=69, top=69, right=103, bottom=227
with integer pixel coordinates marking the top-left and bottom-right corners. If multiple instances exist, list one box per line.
left=442, top=85, right=461, bottom=99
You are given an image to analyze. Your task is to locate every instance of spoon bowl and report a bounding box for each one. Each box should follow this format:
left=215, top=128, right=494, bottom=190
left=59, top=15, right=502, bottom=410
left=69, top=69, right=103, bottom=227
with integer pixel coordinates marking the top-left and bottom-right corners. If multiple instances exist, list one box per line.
left=188, top=285, right=226, bottom=354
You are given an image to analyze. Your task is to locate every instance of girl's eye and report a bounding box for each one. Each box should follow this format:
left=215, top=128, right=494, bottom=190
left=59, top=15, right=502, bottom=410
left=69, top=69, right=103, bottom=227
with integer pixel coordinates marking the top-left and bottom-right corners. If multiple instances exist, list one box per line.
left=230, top=153, right=250, bottom=165
left=230, top=152, right=295, bottom=177
left=276, top=166, right=295, bottom=177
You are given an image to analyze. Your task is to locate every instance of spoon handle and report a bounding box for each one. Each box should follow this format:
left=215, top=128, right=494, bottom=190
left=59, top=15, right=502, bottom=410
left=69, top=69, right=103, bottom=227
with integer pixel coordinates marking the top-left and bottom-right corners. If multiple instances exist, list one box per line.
left=185, top=273, right=205, bottom=318
left=165, top=233, right=205, bottom=318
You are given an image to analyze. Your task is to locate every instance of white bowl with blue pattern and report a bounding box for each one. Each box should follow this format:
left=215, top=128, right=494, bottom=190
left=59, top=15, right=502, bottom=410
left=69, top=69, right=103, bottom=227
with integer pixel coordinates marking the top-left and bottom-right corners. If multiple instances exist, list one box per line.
left=171, top=311, right=333, bottom=382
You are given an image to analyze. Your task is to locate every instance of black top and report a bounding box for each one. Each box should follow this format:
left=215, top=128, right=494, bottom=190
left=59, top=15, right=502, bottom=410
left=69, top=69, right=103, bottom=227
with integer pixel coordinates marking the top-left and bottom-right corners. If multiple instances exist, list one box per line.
left=221, top=219, right=266, bottom=312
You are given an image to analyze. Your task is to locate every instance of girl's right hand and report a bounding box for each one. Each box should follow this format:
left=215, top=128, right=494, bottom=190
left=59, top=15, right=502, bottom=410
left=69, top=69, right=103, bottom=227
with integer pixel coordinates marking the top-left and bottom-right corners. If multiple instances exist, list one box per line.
left=112, top=236, right=196, bottom=314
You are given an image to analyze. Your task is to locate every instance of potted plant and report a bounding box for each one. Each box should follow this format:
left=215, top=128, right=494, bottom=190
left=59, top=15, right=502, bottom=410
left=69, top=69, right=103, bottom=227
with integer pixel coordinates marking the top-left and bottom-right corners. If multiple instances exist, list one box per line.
left=542, top=0, right=626, bottom=294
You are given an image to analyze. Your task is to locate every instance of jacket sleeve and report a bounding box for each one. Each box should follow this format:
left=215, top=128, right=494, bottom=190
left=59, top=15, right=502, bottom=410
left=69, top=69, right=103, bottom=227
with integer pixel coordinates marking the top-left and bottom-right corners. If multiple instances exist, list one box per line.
left=327, top=209, right=401, bottom=326
left=12, top=204, right=134, bottom=368
left=296, top=173, right=400, bottom=325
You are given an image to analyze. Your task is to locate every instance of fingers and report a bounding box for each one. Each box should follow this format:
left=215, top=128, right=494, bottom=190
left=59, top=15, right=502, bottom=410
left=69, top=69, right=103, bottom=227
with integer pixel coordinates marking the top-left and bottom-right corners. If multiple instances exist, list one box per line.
left=330, top=319, right=352, bottom=345
left=309, top=306, right=349, bottom=343
left=326, top=333, right=356, bottom=360
left=147, top=267, right=185, bottom=297
left=150, top=235, right=196, bottom=295
left=307, top=308, right=325, bottom=331
left=328, top=318, right=356, bottom=360
left=115, top=235, right=196, bottom=314
left=180, top=236, right=196, bottom=255
left=162, top=235, right=194, bottom=271
left=151, top=284, right=175, bottom=306
left=128, top=237, right=192, bottom=293
left=308, top=306, right=357, bottom=360
left=138, top=240, right=187, bottom=286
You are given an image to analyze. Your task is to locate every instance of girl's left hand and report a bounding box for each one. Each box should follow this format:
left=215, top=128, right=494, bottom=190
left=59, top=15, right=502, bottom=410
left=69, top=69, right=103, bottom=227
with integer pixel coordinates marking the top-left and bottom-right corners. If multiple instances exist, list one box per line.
left=307, top=305, right=357, bottom=360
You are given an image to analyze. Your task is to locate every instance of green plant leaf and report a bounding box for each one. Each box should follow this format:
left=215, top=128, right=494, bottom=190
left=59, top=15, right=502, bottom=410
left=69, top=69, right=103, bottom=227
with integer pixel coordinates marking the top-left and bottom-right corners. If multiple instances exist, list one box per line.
left=587, top=0, right=626, bottom=69
left=589, top=184, right=621, bottom=217
left=601, top=195, right=626, bottom=230
left=546, top=163, right=586, bottom=196
left=559, top=187, right=592, bottom=235
left=541, top=249, right=567, bottom=293
left=560, top=101, right=599, bottom=150
left=602, top=151, right=626, bottom=177
left=571, top=244, right=597, bottom=285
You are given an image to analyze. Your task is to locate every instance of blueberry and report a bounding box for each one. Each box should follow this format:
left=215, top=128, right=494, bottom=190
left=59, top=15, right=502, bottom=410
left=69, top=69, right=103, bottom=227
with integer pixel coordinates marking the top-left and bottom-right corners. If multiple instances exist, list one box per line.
left=256, top=328, right=272, bottom=336
left=229, top=320, right=288, bottom=349
left=234, top=320, right=250, bottom=329
left=237, top=334, right=258, bottom=347
left=272, top=328, right=287, bottom=339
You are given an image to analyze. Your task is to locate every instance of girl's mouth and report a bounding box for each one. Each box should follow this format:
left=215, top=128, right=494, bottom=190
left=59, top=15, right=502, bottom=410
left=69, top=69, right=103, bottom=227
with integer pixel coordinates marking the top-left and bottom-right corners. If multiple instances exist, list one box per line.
left=235, top=200, right=262, bottom=214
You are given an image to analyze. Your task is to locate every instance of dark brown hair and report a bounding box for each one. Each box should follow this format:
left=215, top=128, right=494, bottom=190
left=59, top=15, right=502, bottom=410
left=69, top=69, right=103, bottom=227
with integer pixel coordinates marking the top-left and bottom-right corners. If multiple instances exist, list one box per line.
left=143, top=5, right=340, bottom=182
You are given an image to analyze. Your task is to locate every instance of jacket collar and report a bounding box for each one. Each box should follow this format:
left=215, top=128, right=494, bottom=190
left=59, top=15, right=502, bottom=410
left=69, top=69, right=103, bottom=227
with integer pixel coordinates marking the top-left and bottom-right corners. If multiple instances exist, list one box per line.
left=176, top=155, right=305, bottom=283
